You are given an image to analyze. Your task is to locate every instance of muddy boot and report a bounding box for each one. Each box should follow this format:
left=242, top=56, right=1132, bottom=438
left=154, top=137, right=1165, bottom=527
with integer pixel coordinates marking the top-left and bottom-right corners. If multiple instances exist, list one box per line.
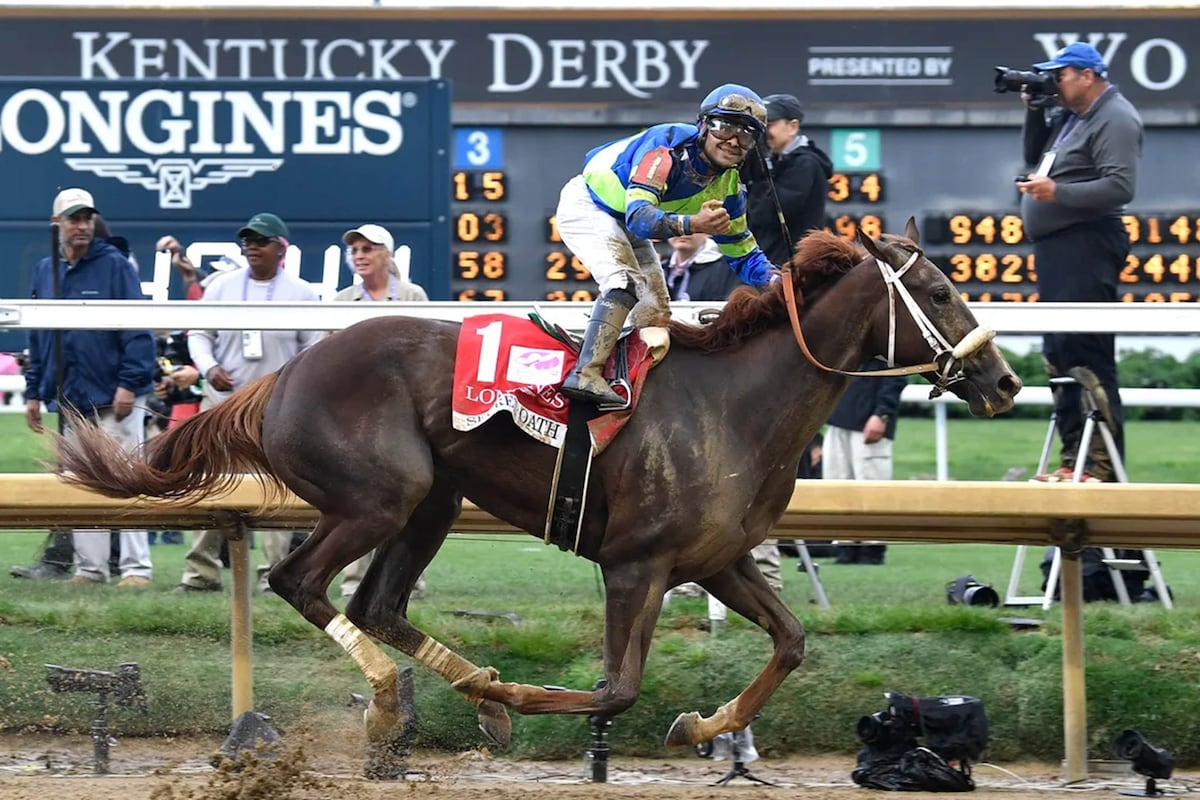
left=1067, top=366, right=1115, bottom=429
left=561, top=288, right=636, bottom=406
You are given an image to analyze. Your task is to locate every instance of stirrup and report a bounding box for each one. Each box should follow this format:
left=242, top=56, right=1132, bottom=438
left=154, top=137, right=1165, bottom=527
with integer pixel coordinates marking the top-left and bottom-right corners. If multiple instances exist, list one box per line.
left=597, top=379, right=632, bottom=412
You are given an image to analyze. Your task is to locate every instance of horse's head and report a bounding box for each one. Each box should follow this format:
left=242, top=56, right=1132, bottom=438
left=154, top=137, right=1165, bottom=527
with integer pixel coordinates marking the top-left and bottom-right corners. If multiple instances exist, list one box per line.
left=856, top=218, right=1022, bottom=417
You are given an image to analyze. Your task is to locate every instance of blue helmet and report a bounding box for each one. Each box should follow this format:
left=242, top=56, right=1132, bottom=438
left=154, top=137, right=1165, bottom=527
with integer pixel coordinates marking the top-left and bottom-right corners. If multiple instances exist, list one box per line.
left=698, top=84, right=768, bottom=135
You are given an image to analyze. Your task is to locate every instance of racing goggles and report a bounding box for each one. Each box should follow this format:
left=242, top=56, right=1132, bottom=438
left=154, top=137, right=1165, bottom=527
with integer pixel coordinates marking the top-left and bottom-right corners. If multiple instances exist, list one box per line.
left=705, top=116, right=758, bottom=149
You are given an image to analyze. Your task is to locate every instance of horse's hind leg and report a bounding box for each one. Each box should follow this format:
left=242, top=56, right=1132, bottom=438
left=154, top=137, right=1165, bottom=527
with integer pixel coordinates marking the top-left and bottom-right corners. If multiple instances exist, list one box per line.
left=664, top=553, right=806, bottom=747
left=466, top=558, right=673, bottom=719
left=344, top=481, right=514, bottom=748
left=268, top=512, right=414, bottom=744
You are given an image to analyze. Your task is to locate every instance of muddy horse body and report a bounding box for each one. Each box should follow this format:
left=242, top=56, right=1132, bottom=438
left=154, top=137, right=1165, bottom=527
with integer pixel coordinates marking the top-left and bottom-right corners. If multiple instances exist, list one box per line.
left=57, top=224, right=1021, bottom=753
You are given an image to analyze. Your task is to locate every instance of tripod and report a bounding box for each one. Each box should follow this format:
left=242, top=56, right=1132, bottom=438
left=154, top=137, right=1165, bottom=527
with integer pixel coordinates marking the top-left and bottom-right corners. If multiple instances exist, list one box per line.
left=710, top=728, right=775, bottom=787
left=1005, top=376, right=1172, bottom=610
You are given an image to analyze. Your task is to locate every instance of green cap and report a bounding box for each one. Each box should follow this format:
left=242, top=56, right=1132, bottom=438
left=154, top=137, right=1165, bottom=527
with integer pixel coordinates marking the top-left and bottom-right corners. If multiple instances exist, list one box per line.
left=238, top=212, right=290, bottom=240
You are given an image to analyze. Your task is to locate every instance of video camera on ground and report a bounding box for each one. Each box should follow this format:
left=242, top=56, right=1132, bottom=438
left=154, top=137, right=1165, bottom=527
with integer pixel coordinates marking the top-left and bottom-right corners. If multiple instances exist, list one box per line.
left=852, top=691, right=989, bottom=792
left=993, top=66, right=1059, bottom=109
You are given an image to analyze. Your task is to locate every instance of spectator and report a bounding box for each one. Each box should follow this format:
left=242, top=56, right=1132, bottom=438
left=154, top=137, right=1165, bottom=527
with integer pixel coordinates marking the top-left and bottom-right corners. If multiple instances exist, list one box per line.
left=662, top=232, right=745, bottom=302
left=660, top=232, right=783, bottom=594
left=157, top=234, right=241, bottom=302
left=739, top=92, right=830, bottom=587
left=155, top=330, right=202, bottom=426
left=743, top=93, right=834, bottom=266
left=555, top=83, right=780, bottom=406
left=336, top=224, right=429, bottom=303
left=823, top=366, right=907, bottom=565
left=332, top=223, right=428, bottom=600
left=174, top=213, right=320, bottom=593
left=20, top=188, right=156, bottom=587
left=1016, top=42, right=1142, bottom=482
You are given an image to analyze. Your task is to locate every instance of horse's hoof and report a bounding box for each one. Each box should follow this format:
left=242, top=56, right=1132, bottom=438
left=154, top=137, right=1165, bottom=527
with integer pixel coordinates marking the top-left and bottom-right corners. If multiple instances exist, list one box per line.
left=364, top=667, right=415, bottom=744
left=664, top=711, right=703, bottom=749
left=477, top=699, right=512, bottom=750
left=450, top=666, right=499, bottom=700
left=364, top=698, right=400, bottom=743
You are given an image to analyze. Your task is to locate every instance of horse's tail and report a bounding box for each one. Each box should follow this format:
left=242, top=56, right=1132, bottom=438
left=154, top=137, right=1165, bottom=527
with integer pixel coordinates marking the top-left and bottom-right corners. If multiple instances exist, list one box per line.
left=56, top=372, right=286, bottom=506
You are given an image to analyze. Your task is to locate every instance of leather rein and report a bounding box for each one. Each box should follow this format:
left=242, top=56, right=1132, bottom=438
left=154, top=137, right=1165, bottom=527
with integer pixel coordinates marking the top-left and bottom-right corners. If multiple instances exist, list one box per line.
left=780, top=249, right=996, bottom=398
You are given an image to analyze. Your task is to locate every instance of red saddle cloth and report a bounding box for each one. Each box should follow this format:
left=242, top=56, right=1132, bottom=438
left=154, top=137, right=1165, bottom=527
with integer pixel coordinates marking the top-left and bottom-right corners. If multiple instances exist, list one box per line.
left=452, top=314, right=654, bottom=454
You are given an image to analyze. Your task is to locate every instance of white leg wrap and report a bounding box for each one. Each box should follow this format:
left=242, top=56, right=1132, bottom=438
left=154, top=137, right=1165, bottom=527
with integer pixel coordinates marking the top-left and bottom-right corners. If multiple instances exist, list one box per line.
left=414, top=636, right=480, bottom=685
left=325, top=613, right=397, bottom=691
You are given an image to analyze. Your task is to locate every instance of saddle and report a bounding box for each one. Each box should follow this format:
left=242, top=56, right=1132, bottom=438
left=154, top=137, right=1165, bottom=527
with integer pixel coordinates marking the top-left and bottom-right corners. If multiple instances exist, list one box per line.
left=528, top=311, right=669, bottom=553
left=450, top=312, right=667, bottom=555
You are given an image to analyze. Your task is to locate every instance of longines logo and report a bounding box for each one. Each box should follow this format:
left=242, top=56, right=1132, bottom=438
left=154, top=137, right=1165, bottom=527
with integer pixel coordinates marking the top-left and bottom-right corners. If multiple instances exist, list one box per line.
left=64, top=158, right=283, bottom=209
left=0, top=87, right=412, bottom=209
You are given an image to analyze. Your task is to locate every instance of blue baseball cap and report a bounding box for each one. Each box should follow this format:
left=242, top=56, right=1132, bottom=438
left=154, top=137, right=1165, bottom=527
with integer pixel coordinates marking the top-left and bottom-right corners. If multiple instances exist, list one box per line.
left=1035, top=42, right=1107, bottom=76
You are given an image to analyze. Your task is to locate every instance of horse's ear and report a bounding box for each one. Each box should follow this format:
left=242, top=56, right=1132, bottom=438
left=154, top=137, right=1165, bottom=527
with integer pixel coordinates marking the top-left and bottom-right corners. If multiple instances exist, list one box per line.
left=905, top=216, right=921, bottom=246
left=857, top=228, right=883, bottom=261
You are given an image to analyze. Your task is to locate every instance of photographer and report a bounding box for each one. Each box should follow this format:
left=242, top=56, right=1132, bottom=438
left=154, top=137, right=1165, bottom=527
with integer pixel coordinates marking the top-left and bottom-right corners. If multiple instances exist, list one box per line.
left=1015, top=43, right=1142, bottom=482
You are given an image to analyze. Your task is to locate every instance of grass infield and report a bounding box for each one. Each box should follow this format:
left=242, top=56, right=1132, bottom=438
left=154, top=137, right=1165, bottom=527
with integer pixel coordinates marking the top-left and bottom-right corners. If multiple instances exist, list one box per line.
left=1, top=414, right=1199, bottom=763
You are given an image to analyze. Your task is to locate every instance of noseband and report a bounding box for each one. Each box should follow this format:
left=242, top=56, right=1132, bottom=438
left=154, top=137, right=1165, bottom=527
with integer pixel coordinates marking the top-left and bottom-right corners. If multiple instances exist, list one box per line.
left=781, top=249, right=995, bottom=397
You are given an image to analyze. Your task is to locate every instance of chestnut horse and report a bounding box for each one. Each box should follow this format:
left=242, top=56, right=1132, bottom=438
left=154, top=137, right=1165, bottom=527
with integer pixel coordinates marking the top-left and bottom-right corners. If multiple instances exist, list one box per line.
left=56, top=220, right=1020, bottom=753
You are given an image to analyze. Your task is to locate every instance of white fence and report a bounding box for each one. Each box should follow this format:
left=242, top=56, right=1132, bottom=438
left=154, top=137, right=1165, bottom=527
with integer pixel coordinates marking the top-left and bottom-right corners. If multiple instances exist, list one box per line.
left=3, top=300, right=1199, bottom=480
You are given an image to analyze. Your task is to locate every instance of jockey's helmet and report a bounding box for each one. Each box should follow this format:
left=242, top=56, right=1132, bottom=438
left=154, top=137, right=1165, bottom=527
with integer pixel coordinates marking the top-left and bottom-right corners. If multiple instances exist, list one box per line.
left=697, top=84, right=768, bottom=136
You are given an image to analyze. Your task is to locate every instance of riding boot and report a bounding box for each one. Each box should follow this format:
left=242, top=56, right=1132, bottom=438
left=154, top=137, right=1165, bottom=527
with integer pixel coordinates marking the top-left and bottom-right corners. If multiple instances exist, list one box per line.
left=561, top=288, right=637, bottom=406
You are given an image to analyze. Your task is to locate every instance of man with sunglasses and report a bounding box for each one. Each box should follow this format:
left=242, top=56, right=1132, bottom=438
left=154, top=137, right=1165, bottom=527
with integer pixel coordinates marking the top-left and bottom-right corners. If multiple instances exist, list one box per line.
left=556, top=84, right=780, bottom=406
left=175, top=212, right=320, bottom=594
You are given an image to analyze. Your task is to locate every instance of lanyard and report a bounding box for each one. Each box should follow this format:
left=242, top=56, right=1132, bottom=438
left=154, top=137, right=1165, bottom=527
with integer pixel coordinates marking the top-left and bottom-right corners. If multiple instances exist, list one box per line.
left=360, top=275, right=398, bottom=302
left=1052, top=85, right=1114, bottom=149
left=242, top=269, right=278, bottom=301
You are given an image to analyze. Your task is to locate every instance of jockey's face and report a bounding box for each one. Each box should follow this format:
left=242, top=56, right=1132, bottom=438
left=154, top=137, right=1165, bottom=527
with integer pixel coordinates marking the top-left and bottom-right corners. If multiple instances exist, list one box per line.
left=702, top=116, right=755, bottom=169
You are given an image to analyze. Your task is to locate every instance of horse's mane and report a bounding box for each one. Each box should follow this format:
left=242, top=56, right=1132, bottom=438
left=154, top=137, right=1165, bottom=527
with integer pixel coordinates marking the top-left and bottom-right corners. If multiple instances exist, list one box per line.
left=667, top=230, right=864, bottom=352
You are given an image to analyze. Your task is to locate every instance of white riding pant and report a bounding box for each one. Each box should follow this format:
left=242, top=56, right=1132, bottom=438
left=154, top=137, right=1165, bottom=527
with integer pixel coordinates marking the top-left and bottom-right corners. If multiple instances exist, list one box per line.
left=72, top=399, right=153, bottom=581
left=556, top=175, right=670, bottom=314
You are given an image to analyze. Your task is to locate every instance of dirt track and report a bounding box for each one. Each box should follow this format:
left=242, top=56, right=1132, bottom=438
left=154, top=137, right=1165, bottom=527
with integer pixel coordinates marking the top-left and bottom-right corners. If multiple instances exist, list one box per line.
left=4, top=727, right=1193, bottom=800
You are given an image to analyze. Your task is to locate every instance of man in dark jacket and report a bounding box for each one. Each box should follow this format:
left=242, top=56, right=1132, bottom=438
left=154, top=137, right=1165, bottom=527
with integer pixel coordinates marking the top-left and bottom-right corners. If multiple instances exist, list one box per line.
left=744, top=93, right=835, bottom=266
left=823, top=364, right=908, bottom=565
left=20, top=188, right=157, bottom=587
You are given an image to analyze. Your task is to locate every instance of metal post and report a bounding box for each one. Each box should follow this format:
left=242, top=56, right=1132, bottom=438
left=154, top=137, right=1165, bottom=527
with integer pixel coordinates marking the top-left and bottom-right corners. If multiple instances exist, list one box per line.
left=228, top=523, right=254, bottom=718
left=1060, top=549, right=1088, bottom=783
left=49, top=223, right=65, bottom=435
left=934, top=403, right=948, bottom=482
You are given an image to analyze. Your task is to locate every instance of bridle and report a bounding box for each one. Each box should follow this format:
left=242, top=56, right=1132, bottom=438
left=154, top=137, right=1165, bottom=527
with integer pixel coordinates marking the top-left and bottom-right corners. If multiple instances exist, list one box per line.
left=781, top=246, right=996, bottom=398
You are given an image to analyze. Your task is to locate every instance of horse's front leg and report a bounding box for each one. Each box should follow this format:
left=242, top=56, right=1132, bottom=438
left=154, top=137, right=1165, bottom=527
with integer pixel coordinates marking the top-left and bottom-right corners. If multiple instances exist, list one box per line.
left=477, top=558, right=670, bottom=718
left=664, top=552, right=806, bottom=748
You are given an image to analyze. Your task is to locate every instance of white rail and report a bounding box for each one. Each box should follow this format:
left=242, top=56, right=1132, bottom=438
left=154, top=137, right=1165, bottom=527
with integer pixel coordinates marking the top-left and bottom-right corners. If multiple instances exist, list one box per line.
left=1, top=299, right=1200, bottom=334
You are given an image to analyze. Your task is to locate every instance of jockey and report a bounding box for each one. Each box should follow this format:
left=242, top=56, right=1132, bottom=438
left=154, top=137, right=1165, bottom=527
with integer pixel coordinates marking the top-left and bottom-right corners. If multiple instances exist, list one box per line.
left=556, top=84, right=780, bottom=406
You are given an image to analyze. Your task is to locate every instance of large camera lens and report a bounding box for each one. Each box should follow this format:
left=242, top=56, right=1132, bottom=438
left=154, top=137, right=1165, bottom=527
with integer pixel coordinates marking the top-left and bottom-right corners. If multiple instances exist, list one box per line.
left=993, top=66, right=1056, bottom=95
left=857, top=712, right=890, bottom=744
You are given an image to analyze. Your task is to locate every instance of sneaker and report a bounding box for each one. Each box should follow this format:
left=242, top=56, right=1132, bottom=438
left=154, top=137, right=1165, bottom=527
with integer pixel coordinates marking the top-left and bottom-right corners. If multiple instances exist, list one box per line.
left=116, top=576, right=152, bottom=589
left=68, top=574, right=105, bottom=585
left=10, top=562, right=71, bottom=580
left=173, top=582, right=222, bottom=594
left=1030, top=467, right=1102, bottom=483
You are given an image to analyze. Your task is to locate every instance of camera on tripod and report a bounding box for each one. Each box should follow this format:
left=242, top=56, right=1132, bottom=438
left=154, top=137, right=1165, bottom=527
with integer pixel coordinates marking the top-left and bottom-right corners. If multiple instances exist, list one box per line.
left=993, top=66, right=1059, bottom=109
